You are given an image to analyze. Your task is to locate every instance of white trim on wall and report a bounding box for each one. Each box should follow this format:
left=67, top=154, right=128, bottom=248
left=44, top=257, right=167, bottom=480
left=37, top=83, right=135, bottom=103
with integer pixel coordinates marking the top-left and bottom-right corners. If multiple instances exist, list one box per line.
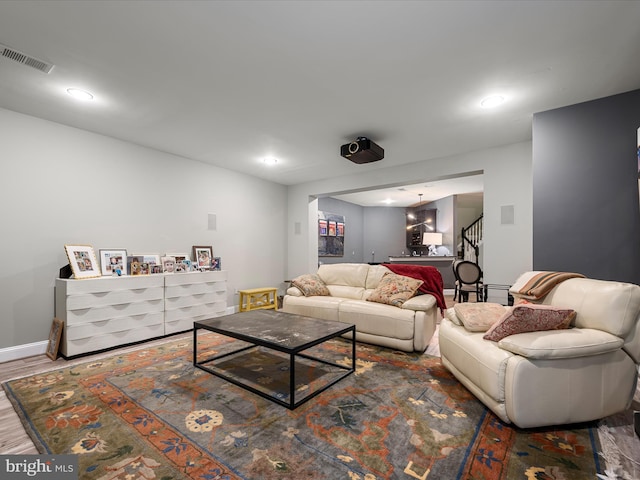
left=0, top=341, right=48, bottom=364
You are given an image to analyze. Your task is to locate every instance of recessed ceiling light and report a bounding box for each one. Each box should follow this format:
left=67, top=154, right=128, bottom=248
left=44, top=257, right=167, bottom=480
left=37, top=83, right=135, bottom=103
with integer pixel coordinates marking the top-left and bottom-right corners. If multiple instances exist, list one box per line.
left=262, top=156, right=278, bottom=165
left=382, top=198, right=396, bottom=205
left=480, top=95, right=505, bottom=108
left=67, top=88, right=94, bottom=101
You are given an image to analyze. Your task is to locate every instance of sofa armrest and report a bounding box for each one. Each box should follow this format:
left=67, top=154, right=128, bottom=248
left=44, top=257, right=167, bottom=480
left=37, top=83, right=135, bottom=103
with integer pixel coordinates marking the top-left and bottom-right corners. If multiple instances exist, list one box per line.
left=497, top=328, right=624, bottom=359
left=286, top=286, right=304, bottom=297
left=401, top=294, right=436, bottom=311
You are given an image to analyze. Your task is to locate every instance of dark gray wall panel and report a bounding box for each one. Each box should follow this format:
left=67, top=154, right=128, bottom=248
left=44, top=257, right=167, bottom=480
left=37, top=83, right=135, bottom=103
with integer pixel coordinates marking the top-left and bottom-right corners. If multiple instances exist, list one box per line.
left=533, top=89, right=640, bottom=283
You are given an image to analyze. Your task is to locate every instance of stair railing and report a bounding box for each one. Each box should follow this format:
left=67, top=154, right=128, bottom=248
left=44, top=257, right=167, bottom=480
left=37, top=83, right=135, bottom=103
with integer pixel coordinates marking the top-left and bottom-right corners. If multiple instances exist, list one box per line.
left=461, top=214, right=483, bottom=262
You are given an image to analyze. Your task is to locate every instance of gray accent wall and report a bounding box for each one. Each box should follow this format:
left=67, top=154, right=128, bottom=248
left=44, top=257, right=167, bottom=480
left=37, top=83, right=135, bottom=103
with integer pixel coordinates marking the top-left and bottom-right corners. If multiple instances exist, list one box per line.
left=317, top=197, right=406, bottom=264
left=532, top=89, right=640, bottom=284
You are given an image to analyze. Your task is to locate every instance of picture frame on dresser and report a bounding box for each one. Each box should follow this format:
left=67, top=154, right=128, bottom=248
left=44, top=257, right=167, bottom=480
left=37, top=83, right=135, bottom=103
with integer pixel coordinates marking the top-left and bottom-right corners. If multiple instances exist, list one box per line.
left=64, top=244, right=101, bottom=279
left=161, top=255, right=176, bottom=273
left=99, top=248, right=127, bottom=276
left=193, top=245, right=213, bottom=269
left=46, top=318, right=63, bottom=360
left=166, top=253, right=190, bottom=264
left=212, top=257, right=221, bottom=271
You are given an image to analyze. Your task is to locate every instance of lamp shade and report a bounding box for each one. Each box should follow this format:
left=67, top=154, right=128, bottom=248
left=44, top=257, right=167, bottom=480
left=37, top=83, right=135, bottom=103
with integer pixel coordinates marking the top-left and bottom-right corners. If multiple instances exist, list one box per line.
left=422, top=232, right=442, bottom=246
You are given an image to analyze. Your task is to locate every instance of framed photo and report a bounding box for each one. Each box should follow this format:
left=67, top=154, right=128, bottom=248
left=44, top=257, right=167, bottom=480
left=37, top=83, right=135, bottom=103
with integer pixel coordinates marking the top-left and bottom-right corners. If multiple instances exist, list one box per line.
left=318, top=219, right=328, bottom=236
left=193, top=245, right=213, bottom=269
left=99, top=249, right=127, bottom=276
left=132, top=254, right=161, bottom=266
left=46, top=318, right=63, bottom=360
left=211, top=257, right=221, bottom=271
left=150, top=264, right=164, bottom=274
left=64, top=244, right=101, bottom=279
left=166, top=253, right=190, bottom=264
left=161, top=255, right=176, bottom=273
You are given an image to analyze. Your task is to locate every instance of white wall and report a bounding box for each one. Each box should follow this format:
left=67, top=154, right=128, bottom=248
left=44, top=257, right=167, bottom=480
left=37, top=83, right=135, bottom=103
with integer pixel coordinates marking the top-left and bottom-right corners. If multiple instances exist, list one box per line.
left=287, top=141, right=533, bottom=285
left=0, top=108, right=287, bottom=350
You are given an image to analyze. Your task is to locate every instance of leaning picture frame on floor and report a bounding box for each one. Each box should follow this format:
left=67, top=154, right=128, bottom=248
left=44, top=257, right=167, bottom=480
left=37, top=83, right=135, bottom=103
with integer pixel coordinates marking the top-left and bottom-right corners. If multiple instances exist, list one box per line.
left=46, top=318, right=63, bottom=360
left=64, top=244, right=101, bottom=279
left=193, top=245, right=213, bottom=269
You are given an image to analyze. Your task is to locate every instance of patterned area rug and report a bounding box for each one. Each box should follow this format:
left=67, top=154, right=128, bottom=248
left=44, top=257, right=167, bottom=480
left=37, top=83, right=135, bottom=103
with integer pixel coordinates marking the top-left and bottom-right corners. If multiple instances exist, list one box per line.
left=3, top=334, right=603, bottom=479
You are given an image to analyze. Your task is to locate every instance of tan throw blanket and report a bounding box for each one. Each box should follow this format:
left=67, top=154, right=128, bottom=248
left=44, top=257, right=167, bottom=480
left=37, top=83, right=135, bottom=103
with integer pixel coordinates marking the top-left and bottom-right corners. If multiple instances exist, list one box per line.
left=510, top=271, right=585, bottom=301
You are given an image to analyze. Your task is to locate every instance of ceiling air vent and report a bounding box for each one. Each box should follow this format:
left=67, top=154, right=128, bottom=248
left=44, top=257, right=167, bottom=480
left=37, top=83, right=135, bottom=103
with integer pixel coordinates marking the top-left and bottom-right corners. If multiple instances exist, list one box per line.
left=0, top=43, right=54, bottom=74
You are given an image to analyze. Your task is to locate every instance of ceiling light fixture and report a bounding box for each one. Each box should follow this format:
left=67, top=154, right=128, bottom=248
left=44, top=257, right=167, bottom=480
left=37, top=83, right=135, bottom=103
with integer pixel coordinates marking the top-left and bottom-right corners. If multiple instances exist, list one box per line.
left=480, top=95, right=505, bottom=108
left=66, top=88, right=94, bottom=101
left=262, top=156, right=278, bottom=165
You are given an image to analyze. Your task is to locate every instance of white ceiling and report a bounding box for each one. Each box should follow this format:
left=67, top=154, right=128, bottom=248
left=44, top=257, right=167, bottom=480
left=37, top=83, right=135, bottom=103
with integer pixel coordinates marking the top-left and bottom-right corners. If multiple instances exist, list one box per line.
left=1, top=0, right=639, bottom=198
left=330, top=174, right=484, bottom=207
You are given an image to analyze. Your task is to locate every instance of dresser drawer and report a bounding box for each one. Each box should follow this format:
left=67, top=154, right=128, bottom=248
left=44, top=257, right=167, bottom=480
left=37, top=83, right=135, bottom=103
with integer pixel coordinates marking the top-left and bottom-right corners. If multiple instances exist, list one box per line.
left=165, top=281, right=226, bottom=297
left=65, top=299, right=164, bottom=325
left=164, top=290, right=226, bottom=309
left=61, top=322, right=165, bottom=357
left=65, top=312, right=164, bottom=340
left=65, top=287, right=164, bottom=309
left=164, top=270, right=228, bottom=287
left=164, top=301, right=227, bottom=322
left=57, top=275, right=164, bottom=294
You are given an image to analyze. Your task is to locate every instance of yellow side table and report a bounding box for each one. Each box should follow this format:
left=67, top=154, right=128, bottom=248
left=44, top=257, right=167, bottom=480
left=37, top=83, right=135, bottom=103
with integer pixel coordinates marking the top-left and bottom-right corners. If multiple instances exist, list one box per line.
left=239, top=287, right=278, bottom=312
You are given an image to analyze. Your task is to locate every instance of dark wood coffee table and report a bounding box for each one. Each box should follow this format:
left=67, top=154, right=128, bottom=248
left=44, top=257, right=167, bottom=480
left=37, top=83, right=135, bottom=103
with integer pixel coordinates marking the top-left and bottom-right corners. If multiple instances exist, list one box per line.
left=193, top=310, right=355, bottom=409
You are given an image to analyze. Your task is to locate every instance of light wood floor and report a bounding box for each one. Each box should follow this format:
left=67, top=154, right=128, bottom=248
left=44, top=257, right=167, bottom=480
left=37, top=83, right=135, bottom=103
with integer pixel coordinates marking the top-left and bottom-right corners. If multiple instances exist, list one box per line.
left=1, top=299, right=638, bottom=477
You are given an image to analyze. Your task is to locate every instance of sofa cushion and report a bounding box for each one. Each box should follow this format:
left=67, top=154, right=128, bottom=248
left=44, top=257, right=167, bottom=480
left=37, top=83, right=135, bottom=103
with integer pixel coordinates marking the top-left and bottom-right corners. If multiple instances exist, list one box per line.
left=366, top=273, right=423, bottom=307
left=339, top=300, right=415, bottom=340
left=483, top=304, right=576, bottom=342
left=444, top=307, right=463, bottom=326
left=497, top=328, right=625, bottom=359
left=454, top=303, right=508, bottom=332
left=291, top=273, right=330, bottom=297
left=318, top=263, right=369, bottom=288
left=282, top=295, right=344, bottom=322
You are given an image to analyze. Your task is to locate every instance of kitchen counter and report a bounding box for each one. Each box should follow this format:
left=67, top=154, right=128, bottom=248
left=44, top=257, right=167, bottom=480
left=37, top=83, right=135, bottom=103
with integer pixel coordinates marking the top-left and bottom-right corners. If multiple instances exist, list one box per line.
left=387, top=256, right=456, bottom=289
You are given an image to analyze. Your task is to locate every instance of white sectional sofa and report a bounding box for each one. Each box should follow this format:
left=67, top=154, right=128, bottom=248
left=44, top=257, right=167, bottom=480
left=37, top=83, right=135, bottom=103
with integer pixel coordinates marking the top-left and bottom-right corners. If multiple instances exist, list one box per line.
left=282, top=263, right=442, bottom=352
left=440, top=272, right=640, bottom=428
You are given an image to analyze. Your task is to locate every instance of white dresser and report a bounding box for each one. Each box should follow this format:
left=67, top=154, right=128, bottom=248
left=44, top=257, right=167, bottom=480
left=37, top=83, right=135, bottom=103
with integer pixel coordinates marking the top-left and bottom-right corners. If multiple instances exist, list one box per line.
left=55, top=271, right=228, bottom=356
left=164, top=270, right=228, bottom=335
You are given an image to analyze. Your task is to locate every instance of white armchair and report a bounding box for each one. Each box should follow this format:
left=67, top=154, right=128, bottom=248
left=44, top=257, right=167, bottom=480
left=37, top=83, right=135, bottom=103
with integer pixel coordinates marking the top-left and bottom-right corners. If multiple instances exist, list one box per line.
left=439, top=272, right=640, bottom=428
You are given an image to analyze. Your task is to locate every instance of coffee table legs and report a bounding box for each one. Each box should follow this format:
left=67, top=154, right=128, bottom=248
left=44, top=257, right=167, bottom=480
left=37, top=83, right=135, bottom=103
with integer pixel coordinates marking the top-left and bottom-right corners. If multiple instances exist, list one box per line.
left=193, top=325, right=355, bottom=409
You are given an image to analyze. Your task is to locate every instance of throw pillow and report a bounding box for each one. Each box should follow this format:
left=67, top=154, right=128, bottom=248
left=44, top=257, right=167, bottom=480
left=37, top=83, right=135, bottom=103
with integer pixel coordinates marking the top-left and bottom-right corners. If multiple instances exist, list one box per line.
left=453, top=303, right=508, bottom=332
left=367, top=273, right=424, bottom=307
left=483, top=304, right=576, bottom=342
left=291, top=273, right=330, bottom=297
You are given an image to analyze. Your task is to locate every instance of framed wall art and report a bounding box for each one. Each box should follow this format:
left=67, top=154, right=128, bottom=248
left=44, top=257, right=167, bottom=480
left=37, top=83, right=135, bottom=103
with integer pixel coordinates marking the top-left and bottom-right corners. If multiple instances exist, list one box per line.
left=46, top=318, right=63, bottom=360
left=319, top=219, right=328, bottom=236
left=99, top=248, right=127, bottom=276
left=64, top=244, right=101, bottom=279
left=318, top=212, right=345, bottom=257
left=193, top=245, right=213, bottom=269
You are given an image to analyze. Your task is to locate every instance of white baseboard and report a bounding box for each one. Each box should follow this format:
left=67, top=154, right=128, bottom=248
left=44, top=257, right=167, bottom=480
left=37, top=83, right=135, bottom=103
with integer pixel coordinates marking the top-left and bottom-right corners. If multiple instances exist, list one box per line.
left=0, top=341, right=48, bottom=363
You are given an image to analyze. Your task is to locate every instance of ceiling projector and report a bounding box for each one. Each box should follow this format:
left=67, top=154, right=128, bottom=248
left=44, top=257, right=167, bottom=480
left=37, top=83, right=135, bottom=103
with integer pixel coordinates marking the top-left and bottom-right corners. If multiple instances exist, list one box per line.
left=340, top=137, right=384, bottom=164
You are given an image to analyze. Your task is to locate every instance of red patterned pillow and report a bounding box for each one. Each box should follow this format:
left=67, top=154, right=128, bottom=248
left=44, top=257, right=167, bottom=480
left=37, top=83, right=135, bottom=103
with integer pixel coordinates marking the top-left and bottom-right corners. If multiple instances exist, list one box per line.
left=483, top=304, right=576, bottom=342
left=291, top=274, right=330, bottom=297
left=367, top=273, right=423, bottom=307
